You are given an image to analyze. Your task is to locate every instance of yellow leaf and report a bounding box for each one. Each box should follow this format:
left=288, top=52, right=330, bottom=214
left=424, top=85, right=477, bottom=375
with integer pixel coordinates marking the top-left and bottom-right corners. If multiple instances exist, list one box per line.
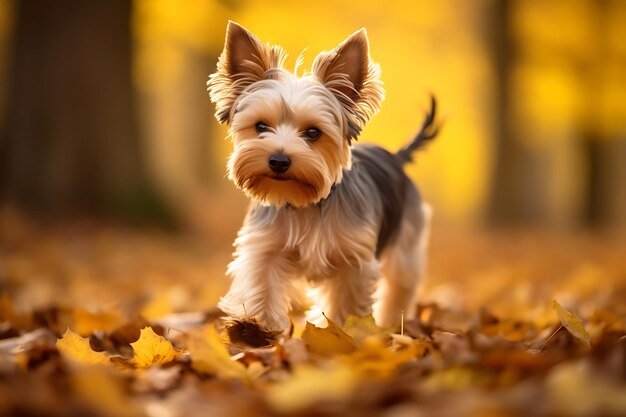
left=421, top=366, right=492, bottom=392
left=72, top=308, right=125, bottom=336
left=72, top=368, right=138, bottom=417
left=265, top=363, right=358, bottom=413
left=130, top=326, right=179, bottom=367
left=141, top=292, right=173, bottom=322
left=343, top=336, right=418, bottom=378
left=56, top=328, right=110, bottom=366
left=342, top=314, right=386, bottom=345
left=552, top=300, right=591, bottom=349
left=188, top=325, right=247, bottom=379
left=301, top=315, right=357, bottom=356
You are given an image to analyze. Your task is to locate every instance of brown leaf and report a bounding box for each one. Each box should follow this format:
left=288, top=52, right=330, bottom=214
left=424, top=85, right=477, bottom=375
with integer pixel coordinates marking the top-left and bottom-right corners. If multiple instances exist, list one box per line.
left=225, top=317, right=283, bottom=348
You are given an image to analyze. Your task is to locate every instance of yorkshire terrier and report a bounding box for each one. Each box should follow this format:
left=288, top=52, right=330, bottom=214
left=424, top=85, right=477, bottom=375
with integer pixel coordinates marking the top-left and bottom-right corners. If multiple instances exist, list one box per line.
left=208, top=22, right=439, bottom=331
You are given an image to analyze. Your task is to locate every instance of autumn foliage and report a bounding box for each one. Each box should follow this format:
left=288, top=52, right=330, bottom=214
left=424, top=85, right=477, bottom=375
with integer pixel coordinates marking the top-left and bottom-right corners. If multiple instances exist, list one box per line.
left=1, top=210, right=625, bottom=417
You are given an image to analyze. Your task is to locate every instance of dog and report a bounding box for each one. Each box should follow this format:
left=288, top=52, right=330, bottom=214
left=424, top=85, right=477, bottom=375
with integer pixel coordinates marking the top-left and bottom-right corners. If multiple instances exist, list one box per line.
left=208, top=22, right=439, bottom=331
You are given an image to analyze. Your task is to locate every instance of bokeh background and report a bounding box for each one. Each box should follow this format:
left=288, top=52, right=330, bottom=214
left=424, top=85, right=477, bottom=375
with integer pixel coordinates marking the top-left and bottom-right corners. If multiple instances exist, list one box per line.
left=2, top=0, right=625, bottom=232
left=1, top=4, right=626, bottom=415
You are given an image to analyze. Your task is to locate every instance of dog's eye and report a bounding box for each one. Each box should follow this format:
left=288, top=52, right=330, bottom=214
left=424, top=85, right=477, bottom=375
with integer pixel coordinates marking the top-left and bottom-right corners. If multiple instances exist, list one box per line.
left=255, top=122, right=270, bottom=134
left=304, top=127, right=321, bottom=141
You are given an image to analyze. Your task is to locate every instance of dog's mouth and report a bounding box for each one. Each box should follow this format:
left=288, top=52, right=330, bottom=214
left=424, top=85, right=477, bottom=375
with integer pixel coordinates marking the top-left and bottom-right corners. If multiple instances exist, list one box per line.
left=262, top=175, right=318, bottom=192
left=239, top=174, right=325, bottom=208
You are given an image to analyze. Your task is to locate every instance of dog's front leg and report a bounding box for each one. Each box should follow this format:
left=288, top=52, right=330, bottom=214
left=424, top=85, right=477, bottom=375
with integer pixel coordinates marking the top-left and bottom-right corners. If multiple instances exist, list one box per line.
left=218, top=232, right=296, bottom=331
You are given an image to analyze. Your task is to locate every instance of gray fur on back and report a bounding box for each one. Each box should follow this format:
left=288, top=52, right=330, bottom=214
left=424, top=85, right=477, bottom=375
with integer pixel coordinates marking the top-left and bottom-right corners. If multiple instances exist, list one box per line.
left=323, top=144, right=421, bottom=257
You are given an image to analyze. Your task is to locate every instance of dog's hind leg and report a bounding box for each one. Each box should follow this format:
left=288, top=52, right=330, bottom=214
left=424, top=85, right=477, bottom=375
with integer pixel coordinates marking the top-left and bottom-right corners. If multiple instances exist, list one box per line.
left=312, top=258, right=380, bottom=326
left=374, top=198, right=432, bottom=328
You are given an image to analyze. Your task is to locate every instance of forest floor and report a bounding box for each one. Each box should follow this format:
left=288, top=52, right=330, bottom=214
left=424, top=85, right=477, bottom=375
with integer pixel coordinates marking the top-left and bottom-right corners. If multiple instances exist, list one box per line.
left=1, top=208, right=625, bottom=417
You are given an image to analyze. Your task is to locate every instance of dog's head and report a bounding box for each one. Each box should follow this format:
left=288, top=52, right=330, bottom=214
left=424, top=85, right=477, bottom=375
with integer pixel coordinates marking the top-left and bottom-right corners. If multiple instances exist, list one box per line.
left=208, top=22, right=384, bottom=208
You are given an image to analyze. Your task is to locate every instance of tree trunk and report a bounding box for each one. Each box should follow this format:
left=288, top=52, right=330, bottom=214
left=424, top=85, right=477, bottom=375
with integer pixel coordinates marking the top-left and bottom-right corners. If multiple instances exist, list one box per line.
left=0, top=0, right=168, bottom=221
left=487, top=0, right=520, bottom=225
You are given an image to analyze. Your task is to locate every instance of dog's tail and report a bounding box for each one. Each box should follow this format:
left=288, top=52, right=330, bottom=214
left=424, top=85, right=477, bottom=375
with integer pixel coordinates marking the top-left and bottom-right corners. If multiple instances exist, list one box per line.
left=395, top=95, right=441, bottom=165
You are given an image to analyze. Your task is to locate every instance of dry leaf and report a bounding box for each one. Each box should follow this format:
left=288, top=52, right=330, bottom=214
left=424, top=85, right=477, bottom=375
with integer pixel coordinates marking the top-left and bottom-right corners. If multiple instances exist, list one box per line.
left=421, top=366, right=492, bottom=392
left=5, top=210, right=626, bottom=417
left=72, top=368, right=138, bottom=417
left=301, top=315, right=357, bottom=356
left=225, top=317, right=282, bottom=348
left=344, top=336, right=418, bottom=378
left=552, top=300, right=591, bottom=349
left=72, top=307, right=125, bottom=336
left=0, top=328, right=57, bottom=353
left=547, top=359, right=626, bottom=416
left=56, top=328, right=110, bottom=366
left=188, top=325, right=247, bottom=379
left=343, top=314, right=387, bottom=345
left=129, top=326, right=179, bottom=367
left=264, top=363, right=359, bottom=413
left=141, top=292, right=173, bottom=322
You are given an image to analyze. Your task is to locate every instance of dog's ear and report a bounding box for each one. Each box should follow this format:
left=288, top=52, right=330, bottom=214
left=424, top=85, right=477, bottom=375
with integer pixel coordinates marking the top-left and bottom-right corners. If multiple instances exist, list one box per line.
left=312, top=29, right=385, bottom=140
left=208, top=22, right=287, bottom=124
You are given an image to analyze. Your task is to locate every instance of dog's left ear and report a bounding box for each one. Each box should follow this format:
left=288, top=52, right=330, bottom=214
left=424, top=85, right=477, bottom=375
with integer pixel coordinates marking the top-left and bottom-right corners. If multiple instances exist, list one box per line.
left=208, top=21, right=287, bottom=124
left=312, top=29, right=385, bottom=140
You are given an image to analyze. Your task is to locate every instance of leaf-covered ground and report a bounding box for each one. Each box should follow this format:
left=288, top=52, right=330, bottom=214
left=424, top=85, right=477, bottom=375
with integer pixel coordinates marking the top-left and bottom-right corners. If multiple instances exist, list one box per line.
left=1, top=209, right=625, bottom=417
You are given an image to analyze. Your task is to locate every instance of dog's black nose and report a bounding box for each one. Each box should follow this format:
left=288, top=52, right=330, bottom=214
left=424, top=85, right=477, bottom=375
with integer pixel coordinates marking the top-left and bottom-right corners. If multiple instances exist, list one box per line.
left=268, top=154, right=291, bottom=173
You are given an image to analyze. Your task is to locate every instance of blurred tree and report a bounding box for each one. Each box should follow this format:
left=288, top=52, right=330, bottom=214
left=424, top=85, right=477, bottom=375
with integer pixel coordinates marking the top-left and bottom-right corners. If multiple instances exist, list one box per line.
left=487, top=0, right=522, bottom=224
left=132, top=0, right=238, bottom=235
left=0, top=0, right=169, bottom=222
left=580, top=0, right=626, bottom=228
left=0, top=0, right=12, bottom=136
left=488, top=0, right=626, bottom=230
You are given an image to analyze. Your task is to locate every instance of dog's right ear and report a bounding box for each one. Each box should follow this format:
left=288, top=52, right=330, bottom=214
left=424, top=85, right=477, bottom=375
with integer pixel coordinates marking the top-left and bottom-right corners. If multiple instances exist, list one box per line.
left=208, top=21, right=287, bottom=124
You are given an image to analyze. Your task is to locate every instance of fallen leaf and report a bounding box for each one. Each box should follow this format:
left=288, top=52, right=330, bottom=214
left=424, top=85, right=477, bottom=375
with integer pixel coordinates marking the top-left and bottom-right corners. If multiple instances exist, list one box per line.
left=421, top=366, right=492, bottom=392
left=141, top=292, right=173, bottom=322
left=481, top=319, right=536, bottom=342
left=188, top=325, right=247, bottom=379
left=547, top=359, right=626, bottom=416
left=390, top=333, right=432, bottom=359
left=72, top=368, right=138, bottom=417
left=552, top=300, right=591, bottom=349
left=72, top=307, right=125, bottom=336
left=343, top=314, right=387, bottom=345
left=0, top=328, right=57, bottom=353
left=265, top=363, right=359, bottom=413
left=56, top=328, right=110, bottom=366
left=0, top=294, right=27, bottom=329
left=278, top=338, right=310, bottom=366
left=343, top=336, right=418, bottom=378
left=129, top=326, right=179, bottom=367
left=301, top=315, right=357, bottom=356
left=225, top=317, right=282, bottom=348
left=133, top=365, right=183, bottom=393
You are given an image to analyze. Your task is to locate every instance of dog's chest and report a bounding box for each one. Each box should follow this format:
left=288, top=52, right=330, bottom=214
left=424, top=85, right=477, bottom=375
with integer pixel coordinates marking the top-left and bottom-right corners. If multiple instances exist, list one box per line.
left=278, top=206, right=374, bottom=279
